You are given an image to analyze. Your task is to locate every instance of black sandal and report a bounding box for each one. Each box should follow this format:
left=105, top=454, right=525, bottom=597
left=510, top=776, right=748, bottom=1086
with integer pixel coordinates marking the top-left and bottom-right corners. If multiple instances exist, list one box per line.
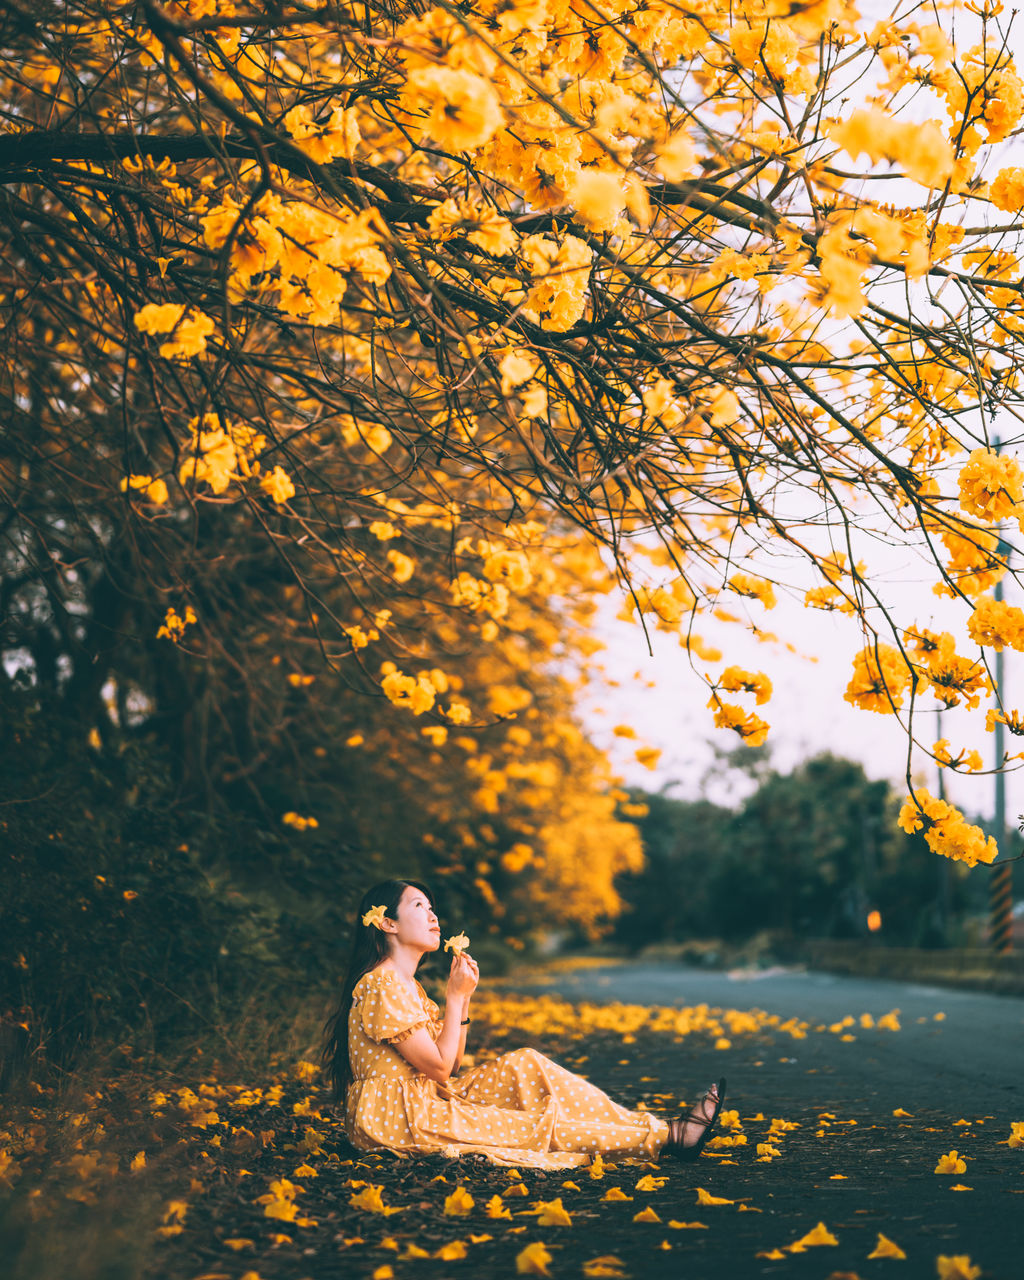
left=661, top=1077, right=727, bottom=1163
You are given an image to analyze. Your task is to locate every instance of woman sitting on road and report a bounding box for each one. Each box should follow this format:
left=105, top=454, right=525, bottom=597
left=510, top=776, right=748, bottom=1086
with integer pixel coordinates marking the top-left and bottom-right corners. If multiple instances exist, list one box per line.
left=320, top=878, right=727, bottom=1170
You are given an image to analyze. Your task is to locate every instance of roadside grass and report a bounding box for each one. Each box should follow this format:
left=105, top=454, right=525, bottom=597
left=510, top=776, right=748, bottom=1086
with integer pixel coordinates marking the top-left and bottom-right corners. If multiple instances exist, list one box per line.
left=0, top=988, right=331, bottom=1280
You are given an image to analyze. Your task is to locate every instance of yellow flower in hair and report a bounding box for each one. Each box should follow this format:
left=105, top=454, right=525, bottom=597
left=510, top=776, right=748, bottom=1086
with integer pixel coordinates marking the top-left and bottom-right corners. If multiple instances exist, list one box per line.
left=362, top=905, right=388, bottom=930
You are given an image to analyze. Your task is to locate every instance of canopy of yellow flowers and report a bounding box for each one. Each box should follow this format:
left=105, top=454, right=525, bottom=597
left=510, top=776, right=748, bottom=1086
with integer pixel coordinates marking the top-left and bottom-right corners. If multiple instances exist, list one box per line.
left=1, top=0, right=1023, bottom=877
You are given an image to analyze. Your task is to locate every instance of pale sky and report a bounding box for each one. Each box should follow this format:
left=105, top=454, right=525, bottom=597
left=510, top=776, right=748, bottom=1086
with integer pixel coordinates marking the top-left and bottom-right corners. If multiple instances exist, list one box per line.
left=585, top=579, right=1022, bottom=825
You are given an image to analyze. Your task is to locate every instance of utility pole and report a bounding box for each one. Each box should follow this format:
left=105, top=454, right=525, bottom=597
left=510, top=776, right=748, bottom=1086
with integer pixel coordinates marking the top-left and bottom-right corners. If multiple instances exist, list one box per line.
left=988, top=645, right=1013, bottom=957
left=990, top=612, right=1014, bottom=953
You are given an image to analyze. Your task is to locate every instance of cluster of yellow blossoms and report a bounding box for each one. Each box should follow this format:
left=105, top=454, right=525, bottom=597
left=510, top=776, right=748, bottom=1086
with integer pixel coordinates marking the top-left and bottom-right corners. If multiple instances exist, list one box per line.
left=727, top=574, right=777, bottom=610
left=718, top=666, right=773, bottom=706
left=991, top=168, right=1024, bottom=212
left=283, top=103, right=360, bottom=165
left=897, top=791, right=998, bottom=867
left=914, top=632, right=990, bottom=711
left=121, top=473, right=169, bottom=506
left=966, top=595, right=1024, bottom=651
left=122, top=409, right=297, bottom=509
left=845, top=629, right=992, bottom=718
left=828, top=110, right=954, bottom=192
left=706, top=692, right=770, bottom=748
left=957, top=448, right=1024, bottom=523
left=932, top=740, right=983, bottom=773
left=518, top=234, right=594, bottom=332
left=200, top=195, right=392, bottom=324
left=844, top=644, right=913, bottom=714
left=133, top=302, right=214, bottom=359
left=426, top=198, right=517, bottom=257
left=931, top=515, right=1004, bottom=600
left=156, top=605, right=197, bottom=643
left=380, top=664, right=458, bottom=718
left=281, top=812, right=319, bottom=832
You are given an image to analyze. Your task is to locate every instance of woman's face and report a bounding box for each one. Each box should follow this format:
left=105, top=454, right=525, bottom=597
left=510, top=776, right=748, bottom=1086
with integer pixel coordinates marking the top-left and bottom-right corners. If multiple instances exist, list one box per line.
left=392, top=885, right=440, bottom=952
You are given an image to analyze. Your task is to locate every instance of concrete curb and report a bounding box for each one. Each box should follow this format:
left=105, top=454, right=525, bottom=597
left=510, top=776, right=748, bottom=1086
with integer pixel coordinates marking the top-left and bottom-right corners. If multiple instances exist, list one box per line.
left=802, top=939, right=1024, bottom=997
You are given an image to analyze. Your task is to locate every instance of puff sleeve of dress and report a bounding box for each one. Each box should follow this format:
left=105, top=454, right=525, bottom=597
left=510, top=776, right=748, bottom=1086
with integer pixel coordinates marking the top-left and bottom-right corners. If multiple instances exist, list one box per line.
left=359, top=971, right=430, bottom=1045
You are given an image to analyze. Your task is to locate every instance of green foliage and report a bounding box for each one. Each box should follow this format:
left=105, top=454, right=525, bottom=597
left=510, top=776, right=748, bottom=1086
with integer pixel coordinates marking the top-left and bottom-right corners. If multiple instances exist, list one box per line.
left=1, top=682, right=265, bottom=1064
left=614, top=754, right=968, bottom=949
left=609, top=792, right=732, bottom=951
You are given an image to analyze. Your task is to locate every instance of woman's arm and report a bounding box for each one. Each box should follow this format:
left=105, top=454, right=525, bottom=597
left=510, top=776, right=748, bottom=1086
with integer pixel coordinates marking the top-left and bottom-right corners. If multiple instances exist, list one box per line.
left=450, top=953, right=478, bottom=1072
left=451, top=994, right=471, bottom=1075
left=391, top=954, right=478, bottom=1084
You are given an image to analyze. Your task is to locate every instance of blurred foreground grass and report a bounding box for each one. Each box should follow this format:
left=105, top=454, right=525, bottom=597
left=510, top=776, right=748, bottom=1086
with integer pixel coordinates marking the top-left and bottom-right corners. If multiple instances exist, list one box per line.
left=0, top=987, right=331, bottom=1280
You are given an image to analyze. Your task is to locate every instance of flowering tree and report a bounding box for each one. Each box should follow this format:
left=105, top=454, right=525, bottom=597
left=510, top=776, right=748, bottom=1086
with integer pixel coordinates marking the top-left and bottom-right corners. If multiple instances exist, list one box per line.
left=2, top=0, right=1023, bottom=886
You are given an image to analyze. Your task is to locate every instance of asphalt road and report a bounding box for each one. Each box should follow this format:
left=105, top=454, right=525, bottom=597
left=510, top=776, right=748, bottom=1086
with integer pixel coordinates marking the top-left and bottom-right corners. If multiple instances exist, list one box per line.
left=488, top=962, right=1024, bottom=1279
left=504, top=963, right=1024, bottom=1115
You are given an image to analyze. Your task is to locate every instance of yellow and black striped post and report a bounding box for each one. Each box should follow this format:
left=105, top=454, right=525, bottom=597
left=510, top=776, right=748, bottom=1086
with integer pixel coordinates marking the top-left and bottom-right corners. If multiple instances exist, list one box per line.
left=990, top=862, right=1014, bottom=955
left=990, top=512, right=1014, bottom=955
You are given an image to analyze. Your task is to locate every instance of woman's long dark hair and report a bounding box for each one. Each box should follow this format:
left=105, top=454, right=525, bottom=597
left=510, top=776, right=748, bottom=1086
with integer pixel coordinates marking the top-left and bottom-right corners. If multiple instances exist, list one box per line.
left=320, top=878, right=435, bottom=1102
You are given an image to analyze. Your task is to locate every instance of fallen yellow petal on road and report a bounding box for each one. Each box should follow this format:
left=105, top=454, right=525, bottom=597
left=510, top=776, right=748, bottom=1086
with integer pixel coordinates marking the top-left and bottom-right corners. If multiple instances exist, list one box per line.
left=867, top=1233, right=906, bottom=1259
left=516, top=1241, right=553, bottom=1276
left=533, top=1198, right=572, bottom=1227
left=443, top=1186, right=474, bottom=1216
left=632, top=1206, right=661, bottom=1223
left=695, top=1187, right=734, bottom=1205
left=789, top=1221, right=839, bottom=1248
left=936, top=1256, right=982, bottom=1280
left=582, top=1257, right=627, bottom=1278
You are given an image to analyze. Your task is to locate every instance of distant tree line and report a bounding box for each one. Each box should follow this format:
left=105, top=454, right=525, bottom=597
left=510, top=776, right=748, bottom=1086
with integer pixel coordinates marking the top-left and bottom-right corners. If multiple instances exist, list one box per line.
left=610, top=752, right=993, bottom=954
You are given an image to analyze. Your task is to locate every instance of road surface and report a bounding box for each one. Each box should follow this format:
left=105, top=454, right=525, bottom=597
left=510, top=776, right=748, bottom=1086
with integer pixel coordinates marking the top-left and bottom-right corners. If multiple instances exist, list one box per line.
left=502, top=962, right=1024, bottom=1115
left=486, top=961, right=1024, bottom=1279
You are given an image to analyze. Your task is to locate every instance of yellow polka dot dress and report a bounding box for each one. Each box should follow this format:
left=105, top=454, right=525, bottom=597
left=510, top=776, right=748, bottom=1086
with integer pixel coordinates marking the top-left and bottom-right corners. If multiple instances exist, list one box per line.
left=345, top=968, right=669, bottom=1169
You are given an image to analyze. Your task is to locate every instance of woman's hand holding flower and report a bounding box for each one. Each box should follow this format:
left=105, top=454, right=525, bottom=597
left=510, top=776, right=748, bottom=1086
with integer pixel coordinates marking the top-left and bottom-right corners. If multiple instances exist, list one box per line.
left=447, top=951, right=479, bottom=1000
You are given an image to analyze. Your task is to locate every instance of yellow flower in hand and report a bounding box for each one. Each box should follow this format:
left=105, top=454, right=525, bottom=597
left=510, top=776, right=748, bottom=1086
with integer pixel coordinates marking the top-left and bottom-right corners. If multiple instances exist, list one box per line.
left=362, top=905, right=388, bottom=930
left=444, top=932, right=470, bottom=956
